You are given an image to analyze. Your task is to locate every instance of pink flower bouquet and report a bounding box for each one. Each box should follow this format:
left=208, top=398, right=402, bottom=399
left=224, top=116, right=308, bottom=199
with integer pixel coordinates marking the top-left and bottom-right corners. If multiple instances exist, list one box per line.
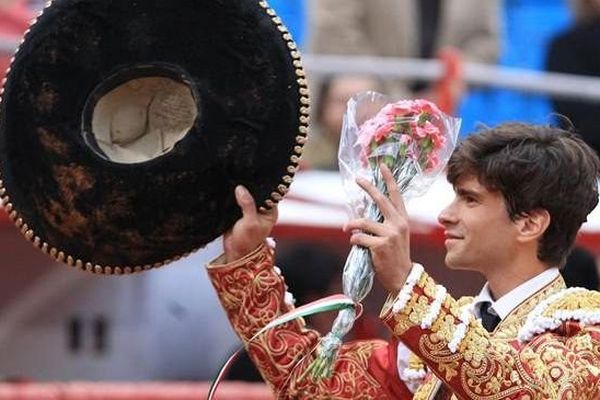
left=309, top=92, right=460, bottom=379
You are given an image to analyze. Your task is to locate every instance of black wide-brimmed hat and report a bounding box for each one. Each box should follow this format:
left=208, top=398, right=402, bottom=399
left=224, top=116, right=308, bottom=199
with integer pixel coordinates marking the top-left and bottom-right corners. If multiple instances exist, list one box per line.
left=0, top=0, right=309, bottom=274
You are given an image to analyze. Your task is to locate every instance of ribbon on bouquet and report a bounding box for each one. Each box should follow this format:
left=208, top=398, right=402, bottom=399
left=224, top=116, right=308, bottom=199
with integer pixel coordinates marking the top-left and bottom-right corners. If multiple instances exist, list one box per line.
left=207, top=294, right=363, bottom=400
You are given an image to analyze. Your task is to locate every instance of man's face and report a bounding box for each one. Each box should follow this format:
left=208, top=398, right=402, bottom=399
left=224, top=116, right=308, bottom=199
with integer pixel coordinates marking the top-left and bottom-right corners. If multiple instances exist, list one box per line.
left=437, top=175, right=520, bottom=273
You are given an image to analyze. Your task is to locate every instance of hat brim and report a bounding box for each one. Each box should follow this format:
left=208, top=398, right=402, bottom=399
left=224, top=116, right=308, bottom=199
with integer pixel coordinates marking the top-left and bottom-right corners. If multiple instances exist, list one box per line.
left=0, top=0, right=309, bottom=273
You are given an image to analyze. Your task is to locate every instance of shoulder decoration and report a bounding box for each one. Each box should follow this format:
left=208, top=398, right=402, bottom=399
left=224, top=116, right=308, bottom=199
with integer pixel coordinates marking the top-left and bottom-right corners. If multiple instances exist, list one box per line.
left=518, top=287, right=600, bottom=343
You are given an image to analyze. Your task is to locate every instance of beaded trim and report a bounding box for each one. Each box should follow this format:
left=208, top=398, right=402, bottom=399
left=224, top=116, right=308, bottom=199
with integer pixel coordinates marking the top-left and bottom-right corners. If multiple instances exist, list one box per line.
left=420, top=285, right=447, bottom=329
left=392, top=263, right=425, bottom=314
left=0, top=0, right=309, bottom=275
left=400, top=367, right=427, bottom=381
left=257, top=0, right=309, bottom=212
left=397, top=343, right=427, bottom=393
left=448, top=302, right=475, bottom=353
left=518, top=287, right=600, bottom=343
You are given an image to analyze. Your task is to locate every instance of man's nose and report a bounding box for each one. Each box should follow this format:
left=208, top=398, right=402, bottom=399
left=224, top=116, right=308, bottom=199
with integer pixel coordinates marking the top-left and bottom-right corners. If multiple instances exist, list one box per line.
left=438, top=202, right=456, bottom=226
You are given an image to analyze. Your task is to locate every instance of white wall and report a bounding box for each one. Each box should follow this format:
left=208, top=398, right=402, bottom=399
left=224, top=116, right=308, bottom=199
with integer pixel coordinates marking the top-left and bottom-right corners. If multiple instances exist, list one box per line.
left=0, top=237, right=239, bottom=381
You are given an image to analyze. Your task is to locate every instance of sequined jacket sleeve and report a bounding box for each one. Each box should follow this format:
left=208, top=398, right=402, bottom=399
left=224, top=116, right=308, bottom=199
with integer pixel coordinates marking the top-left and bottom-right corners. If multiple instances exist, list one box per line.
left=380, top=267, right=600, bottom=399
left=207, top=242, right=413, bottom=399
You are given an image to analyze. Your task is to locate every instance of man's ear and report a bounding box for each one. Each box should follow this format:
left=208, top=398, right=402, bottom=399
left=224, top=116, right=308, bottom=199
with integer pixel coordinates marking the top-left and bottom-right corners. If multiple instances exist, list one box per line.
left=515, top=208, right=551, bottom=243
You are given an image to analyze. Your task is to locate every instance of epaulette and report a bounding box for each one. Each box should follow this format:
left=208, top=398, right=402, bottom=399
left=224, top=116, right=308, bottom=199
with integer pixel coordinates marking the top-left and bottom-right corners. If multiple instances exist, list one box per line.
left=518, top=287, right=600, bottom=342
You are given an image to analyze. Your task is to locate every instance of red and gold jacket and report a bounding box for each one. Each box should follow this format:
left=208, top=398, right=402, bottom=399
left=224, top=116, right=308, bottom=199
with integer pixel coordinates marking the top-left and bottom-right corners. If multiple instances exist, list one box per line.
left=207, top=243, right=600, bottom=399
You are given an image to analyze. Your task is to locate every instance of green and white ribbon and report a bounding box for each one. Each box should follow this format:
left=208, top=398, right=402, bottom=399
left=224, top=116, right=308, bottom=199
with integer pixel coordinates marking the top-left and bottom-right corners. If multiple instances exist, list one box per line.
left=207, top=294, right=361, bottom=400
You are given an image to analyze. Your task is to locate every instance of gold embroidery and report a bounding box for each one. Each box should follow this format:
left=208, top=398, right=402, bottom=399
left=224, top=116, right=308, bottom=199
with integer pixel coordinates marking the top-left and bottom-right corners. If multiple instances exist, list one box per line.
left=409, top=295, right=431, bottom=325
left=288, top=341, right=389, bottom=399
left=459, top=322, right=488, bottom=368
left=210, top=245, right=395, bottom=399
left=409, top=352, right=426, bottom=370
left=542, top=290, right=600, bottom=317
left=412, top=375, right=439, bottom=400
left=432, top=314, right=456, bottom=343
left=416, top=274, right=438, bottom=299
left=393, top=310, right=414, bottom=336
left=392, top=272, right=600, bottom=400
left=493, top=276, right=565, bottom=339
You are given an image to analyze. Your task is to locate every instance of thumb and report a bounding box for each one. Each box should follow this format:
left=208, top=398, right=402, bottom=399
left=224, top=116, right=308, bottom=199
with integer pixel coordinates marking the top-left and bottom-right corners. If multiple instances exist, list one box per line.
left=235, top=185, right=257, bottom=218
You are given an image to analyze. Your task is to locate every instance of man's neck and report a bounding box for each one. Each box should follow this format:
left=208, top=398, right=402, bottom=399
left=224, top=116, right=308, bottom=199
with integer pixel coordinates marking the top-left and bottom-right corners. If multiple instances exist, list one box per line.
left=484, top=260, right=549, bottom=300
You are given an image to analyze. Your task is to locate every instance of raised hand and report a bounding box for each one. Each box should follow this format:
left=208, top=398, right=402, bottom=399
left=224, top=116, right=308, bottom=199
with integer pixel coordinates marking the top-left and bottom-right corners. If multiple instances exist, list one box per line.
left=223, top=185, right=278, bottom=263
left=343, top=164, right=413, bottom=294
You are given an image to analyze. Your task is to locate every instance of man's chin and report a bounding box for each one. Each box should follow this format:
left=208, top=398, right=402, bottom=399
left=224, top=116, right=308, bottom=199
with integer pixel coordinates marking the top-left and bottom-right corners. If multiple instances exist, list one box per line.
left=445, top=263, right=463, bottom=271
left=444, top=255, right=468, bottom=271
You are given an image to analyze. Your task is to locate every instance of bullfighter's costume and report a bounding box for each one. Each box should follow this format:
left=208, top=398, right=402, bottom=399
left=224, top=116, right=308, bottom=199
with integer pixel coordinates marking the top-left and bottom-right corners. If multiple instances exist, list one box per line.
left=208, top=242, right=600, bottom=399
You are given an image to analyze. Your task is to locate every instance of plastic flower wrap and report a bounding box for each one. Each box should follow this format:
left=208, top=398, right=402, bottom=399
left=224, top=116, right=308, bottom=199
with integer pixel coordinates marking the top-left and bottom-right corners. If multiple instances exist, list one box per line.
left=309, top=92, right=461, bottom=379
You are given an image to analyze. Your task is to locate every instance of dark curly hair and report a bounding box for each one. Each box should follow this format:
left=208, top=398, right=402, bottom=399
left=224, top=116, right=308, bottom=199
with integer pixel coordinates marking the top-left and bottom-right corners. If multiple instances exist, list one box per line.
left=447, top=123, right=600, bottom=267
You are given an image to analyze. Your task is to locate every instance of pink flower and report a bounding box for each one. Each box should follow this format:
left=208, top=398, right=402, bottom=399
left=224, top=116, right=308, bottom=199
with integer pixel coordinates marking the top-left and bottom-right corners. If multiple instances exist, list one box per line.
left=357, top=119, right=379, bottom=147
left=407, top=119, right=419, bottom=135
left=415, top=120, right=441, bottom=139
left=411, top=99, right=442, bottom=115
left=356, top=128, right=373, bottom=149
left=359, top=146, right=371, bottom=167
left=354, top=98, right=451, bottom=168
left=389, top=101, right=414, bottom=117
left=399, top=133, right=413, bottom=146
left=379, top=104, right=395, bottom=116
left=426, top=152, right=440, bottom=171
left=430, top=130, right=447, bottom=149
left=373, top=121, right=396, bottom=142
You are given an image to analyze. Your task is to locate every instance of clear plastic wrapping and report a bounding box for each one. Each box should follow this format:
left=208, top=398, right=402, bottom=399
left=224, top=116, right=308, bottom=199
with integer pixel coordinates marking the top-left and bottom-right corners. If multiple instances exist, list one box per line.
left=309, top=92, right=461, bottom=379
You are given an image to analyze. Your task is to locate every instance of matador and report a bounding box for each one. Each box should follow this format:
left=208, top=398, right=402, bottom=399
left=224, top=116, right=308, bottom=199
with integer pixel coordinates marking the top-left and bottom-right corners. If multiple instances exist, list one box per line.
left=208, top=123, right=600, bottom=399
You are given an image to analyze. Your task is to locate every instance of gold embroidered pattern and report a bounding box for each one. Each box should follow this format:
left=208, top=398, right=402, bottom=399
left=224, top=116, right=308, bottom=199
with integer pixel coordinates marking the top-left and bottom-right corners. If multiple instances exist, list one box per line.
left=209, top=244, right=401, bottom=399
left=288, top=340, right=389, bottom=399
left=385, top=271, right=600, bottom=399
left=494, top=276, right=565, bottom=339
left=542, top=289, right=600, bottom=317
left=413, top=374, right=439, bottom=400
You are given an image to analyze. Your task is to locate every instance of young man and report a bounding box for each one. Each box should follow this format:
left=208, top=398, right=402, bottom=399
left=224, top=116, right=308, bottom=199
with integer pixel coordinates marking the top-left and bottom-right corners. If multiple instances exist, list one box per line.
left=207, top=123, right=600, bottom=399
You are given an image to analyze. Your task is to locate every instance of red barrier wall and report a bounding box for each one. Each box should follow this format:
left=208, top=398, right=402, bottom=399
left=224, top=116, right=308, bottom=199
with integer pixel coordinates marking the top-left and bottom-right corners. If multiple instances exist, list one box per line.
left=0, top=382, right=273, bottom=400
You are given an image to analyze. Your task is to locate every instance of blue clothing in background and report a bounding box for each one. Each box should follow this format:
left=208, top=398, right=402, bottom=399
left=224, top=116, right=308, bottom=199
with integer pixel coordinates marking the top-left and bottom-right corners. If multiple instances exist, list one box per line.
left=264, top=0, right=574, bottom=137
left=458, top=0, right=571, bottom=136
left=268, top=0, right=306, bottom=48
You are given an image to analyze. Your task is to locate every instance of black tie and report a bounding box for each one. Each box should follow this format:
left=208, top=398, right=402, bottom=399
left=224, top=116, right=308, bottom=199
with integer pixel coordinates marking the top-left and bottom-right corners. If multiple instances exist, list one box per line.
left=480, top=302, right=501, bottom=332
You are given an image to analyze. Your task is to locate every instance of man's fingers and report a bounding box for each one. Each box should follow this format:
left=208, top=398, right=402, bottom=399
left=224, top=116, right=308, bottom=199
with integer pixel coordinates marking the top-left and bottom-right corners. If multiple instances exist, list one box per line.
left=344, top=218, right=389, bottom=236
left=349, top=232, right=381, bottom=248
left=235, top=185, right=258, bottom=219
left=356, top=177, right=395, bottom=220
left=380, top=163, right=407, bottom=217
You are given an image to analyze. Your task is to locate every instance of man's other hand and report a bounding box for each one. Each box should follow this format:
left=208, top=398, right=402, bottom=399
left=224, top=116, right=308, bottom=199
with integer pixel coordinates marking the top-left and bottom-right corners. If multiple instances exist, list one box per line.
left=223, top=185, right=278, bottom=263
left=343, top=164, right=412, bottom=294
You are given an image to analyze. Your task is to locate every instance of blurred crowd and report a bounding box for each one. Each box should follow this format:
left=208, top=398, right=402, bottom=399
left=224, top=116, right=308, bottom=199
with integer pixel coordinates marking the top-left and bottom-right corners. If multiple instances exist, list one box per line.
left=301, top=0, right=600, bottom=172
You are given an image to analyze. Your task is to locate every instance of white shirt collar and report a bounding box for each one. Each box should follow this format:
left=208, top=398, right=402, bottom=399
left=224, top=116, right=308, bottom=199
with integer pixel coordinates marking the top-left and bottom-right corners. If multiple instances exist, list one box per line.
left=473, top=268, right=560, bottom=320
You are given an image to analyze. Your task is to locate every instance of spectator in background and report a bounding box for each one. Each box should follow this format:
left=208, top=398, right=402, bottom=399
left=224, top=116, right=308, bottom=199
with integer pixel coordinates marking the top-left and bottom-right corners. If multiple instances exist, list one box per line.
left=307, top=0, right=501, bottom=99
left=304, top=0, right=501, bottom=170
left=546, top=0, right=600, bottom=156
left=544, top=0, right=600, bottom=291
left=302, top=74, right=382, bottom=170
left=0, top=0, right=31, bottom=77
left=562, top=246, right=600, bottom=290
